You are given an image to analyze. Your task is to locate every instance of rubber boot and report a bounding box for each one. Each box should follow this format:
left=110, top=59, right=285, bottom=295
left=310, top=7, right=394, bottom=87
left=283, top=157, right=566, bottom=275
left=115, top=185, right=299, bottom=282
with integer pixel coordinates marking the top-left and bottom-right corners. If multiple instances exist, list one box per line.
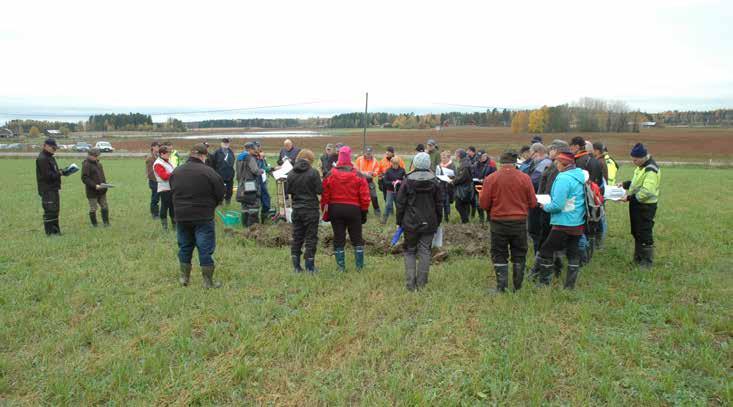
left=89, top=211, right=98, bottom=227
left=161, top=218, right=169, bottom=231
left=354, top=246, right=365, bottom=271
left=527, top=256, right=540, bottom=282
left=101, top=208, right=110, bottom=227
left=639, top=246, right=654, bottom=269
left=537, top=257, right=554, bottom=286
left=305, top=258, right=318, bottom=274
left=292, top=254, right=303, bottom=273
left=201, top=265, right=221, bottom=289
left=490, top=264, right=509, bottom=294
left=512, top=262, right=525, bottom=292
left=633, top=241, right=642, bottom=265
left=334, top=248, right=346, bottom=272
left=553, top=255, right=563, bottom=278
left=179, top=263, right=192, bottom=287
left=564, top=263, right=580, bottom=289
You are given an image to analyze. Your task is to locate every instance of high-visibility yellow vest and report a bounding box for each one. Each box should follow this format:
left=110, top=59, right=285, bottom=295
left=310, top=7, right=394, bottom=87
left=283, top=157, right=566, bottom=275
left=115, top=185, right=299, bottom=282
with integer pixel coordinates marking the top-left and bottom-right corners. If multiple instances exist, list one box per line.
left=604, top=153, right=619, bottom=185
left=629, top=158, right=661, bottom=204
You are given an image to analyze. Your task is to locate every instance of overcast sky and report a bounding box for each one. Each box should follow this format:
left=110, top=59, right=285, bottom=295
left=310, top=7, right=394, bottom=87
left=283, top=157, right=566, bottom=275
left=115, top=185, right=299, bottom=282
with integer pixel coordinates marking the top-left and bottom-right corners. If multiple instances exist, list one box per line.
left=1, top=0, right=731, bottom=117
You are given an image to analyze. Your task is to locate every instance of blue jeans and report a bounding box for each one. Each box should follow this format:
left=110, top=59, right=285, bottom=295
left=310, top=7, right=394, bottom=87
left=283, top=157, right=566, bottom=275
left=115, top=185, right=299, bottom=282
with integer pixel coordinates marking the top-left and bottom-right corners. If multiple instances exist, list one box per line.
left=177, top=220, right=216, bottom=266
left=148, top=180, right=160, bottom=216
left=383, top=190, right=396, bottom=219
left=578, top=234, right=589, bottom=263
left=260, top=181, right=271, bottom=215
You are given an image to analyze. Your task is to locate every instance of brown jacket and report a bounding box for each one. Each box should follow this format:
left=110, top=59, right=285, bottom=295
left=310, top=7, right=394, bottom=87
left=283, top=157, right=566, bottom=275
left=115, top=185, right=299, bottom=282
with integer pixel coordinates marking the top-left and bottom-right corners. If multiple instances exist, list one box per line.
left=81, top=158, right=107, bottom=199
left=479, top=165, right=537, bottom=221
left=145, top=153, right=157, bottom=181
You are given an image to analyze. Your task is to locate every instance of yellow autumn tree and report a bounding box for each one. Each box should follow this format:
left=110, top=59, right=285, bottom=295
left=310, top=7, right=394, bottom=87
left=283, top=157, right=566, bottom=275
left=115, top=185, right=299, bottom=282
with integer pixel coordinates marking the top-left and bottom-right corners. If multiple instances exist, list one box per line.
left=528, top=106, right=550, bottom=133
left=511, top=111, right=529, bottom=133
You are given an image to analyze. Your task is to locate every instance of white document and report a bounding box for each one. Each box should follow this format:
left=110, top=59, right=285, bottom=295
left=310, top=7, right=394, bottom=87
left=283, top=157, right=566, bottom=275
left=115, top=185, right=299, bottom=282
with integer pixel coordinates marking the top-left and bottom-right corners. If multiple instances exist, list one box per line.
left=272, top=160, right=293, bottom=180
left=437, top=175, right=452, bottom=183
left=536, top=194, right=551, bottom=205
left=604, top=186, right=626, bottom=201
left=436, top=166, right=454, bottom=177
left=261, top=173, right=267, bottom=183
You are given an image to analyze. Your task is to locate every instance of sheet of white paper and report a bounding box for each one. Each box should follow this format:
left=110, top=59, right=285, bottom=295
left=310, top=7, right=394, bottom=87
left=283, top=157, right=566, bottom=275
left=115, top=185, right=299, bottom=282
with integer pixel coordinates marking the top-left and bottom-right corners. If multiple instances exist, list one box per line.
left=272, top=160, right=293, bottom=180
left=436, top=167, right=454, bottom=177
left=437, top=175, right=452, bottom=183
left=604, top=186, right=626, bottom=201
left=536, top=194, right=551, bottom=205
left=261, top=173, right=267, bottom=183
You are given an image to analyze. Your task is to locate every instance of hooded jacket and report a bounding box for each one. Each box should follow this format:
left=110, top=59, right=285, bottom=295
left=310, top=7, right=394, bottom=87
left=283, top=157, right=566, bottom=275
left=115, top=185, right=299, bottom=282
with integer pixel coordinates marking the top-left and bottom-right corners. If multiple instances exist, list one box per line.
left=170, top=157, right=225, bottom=222
left=395, top=170, right=443, bottom=234
left=81, top=158, right=107, bottom=199
left=236, top=151, right=261, bottom=183
left=212, top=147, right=235, bottom=180
left=542, top=167, right=586, bottom=227
left=321, top=166, right=371, bottom=211
left=286, top=159, right=323, bottom=211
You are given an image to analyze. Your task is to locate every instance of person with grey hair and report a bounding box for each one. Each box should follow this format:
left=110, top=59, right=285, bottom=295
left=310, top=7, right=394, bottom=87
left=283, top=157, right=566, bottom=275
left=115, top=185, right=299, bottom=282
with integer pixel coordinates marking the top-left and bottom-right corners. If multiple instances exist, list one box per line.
left=452, top=148, right=474, bottom=223
left=396, top=152, right=443, bottom=291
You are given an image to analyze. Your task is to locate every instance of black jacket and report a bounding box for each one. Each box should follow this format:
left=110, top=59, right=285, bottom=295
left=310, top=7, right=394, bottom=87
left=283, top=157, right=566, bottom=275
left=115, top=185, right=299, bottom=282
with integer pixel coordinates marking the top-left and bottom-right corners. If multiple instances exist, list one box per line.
left=278, top=146, right=301, bottom=166
left=213, top=147, right=235, bottom=180
left=170, top=157, right=225, bottom=223
left=538, top=160, right=559, bottom=195
left=383, top=167, right=406, bottom=191
left=81, top=159, right=107, bottom=199
left=286, top=159, right=323, bottom=211
left=575, top=152, right=604, bottom=190
left=396, top=170, right=443, bottom=234
left=36, top=150, right=61, bottom=194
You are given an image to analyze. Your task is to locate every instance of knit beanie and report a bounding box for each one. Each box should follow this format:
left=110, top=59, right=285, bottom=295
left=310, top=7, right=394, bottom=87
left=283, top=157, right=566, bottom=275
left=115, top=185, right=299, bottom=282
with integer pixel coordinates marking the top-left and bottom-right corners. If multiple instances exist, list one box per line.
left=556, top=151, right=575, bottom=165
left=413, top=152, right=431, bottom=170
left=337, top=146, right=352, bottom=166
left=630, top=143, right=647, bottom=158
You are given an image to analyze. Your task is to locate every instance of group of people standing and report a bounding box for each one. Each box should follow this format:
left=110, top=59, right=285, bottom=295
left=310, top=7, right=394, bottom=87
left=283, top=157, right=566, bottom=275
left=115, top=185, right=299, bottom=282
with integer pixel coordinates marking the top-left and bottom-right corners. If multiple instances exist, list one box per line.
left=35, top=133, right=661, bottom=292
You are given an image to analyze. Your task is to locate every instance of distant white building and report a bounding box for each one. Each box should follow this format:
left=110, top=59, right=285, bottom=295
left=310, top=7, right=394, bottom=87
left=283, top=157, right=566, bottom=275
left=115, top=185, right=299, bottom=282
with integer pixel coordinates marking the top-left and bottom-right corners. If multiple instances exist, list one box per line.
left=0, top=128, right=14, bottom=138
left=642, top=121, right=657, bottom=128
left=44, top=129, right=63, bottom=137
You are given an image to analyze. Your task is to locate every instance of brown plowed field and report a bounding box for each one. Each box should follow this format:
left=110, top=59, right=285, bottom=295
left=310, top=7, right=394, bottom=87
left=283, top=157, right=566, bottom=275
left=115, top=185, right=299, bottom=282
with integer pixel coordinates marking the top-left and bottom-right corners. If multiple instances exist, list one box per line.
left=108, top=127, right=733, bottom=161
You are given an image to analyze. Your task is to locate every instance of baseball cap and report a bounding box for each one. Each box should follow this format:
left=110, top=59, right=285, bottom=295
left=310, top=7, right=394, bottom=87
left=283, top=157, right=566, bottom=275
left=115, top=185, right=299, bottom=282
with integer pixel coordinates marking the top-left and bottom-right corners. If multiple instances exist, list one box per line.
left=44, top=138, right=58, bottom=147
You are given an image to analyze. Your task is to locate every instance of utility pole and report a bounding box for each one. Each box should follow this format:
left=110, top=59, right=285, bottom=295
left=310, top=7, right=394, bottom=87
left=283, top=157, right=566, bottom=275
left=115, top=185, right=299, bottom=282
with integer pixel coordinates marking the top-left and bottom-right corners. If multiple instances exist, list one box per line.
left=362, top=92, right=368, bottom=153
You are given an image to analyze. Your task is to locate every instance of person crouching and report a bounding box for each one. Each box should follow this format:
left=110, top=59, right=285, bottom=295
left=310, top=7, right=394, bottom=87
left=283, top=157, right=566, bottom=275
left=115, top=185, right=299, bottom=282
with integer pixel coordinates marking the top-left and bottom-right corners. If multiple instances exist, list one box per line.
left=81, top=148, right=110, bottom=227
left=286, top=149, right=323, bottom=273
left=396, top=152, right=443, bottom=291
left=169, top=144, right=226, bottom=288
left=479, top=150, right=537, bottom=293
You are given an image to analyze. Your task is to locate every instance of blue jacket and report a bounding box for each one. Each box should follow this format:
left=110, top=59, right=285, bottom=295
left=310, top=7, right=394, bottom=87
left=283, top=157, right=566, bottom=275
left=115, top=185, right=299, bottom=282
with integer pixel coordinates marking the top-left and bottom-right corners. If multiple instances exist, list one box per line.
left=542, top=167, right=586, bottom=227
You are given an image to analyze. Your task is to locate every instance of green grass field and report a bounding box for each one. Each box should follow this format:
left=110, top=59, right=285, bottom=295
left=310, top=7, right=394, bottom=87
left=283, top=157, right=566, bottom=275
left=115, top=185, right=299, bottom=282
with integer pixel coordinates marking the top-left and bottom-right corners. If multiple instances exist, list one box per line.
left=0, top=158, right=731, bottom=405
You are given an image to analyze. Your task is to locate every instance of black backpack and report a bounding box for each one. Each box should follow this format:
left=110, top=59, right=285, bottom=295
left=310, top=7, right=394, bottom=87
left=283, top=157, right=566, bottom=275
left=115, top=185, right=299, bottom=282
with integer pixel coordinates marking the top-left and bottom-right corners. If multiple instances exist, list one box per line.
left=402, top=177, right=439, bottom=234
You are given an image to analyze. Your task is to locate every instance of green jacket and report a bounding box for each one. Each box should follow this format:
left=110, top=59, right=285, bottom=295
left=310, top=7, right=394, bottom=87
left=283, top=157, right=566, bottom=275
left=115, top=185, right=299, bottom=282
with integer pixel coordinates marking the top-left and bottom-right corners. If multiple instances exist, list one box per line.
left=624, top=157, right=661, bottom=204
left=429, top=149, right=440, bottom=171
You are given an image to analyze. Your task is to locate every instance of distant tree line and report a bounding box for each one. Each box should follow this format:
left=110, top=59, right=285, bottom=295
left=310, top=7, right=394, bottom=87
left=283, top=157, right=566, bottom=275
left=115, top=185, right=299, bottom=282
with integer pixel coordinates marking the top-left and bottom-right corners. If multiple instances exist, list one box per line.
left=328, top=109, right=513, bottom=129
left=651, top=109, right=733, bottom=127
left=4, top=119, right=84, bottom=136
left=87, top=113, right=154, bottom=131
left=193, top=118, right=302, bottom=129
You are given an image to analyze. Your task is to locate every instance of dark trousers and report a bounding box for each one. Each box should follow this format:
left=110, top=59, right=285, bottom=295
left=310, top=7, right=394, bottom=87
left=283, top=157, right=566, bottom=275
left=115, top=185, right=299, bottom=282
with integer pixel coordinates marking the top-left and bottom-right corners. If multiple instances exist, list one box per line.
left=223, top=178, right=234, bottom=202
left=442, top=191, right=451, bottom=220
left=630, top=201, right=657, bottom=247
left=329, top=203, right=363, bottom=248
left=159, top=190, right=175, bottom=222
left=291, top=209, right=320, bottom=258
left=540, top=229, right=581, bottom=264
left=490, top=220, right=529, bottom=264
left=455, top=199, right=471, bottom=223
left=177, top=220, right=216, bottom=267
left=260, top=181, right=271, bottom=217
left=40, top=190, right=61, bottom=235
left=368, top=182, right=380, bottom=212
left=148, top=180, right=160, bottom=216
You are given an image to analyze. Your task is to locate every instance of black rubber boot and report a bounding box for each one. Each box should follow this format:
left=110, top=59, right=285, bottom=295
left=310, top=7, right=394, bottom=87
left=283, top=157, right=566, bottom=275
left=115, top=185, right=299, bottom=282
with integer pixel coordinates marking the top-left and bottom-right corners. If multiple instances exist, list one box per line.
left=490, top=264, right=509, bottom=294
left=639, top=246, right=654, bottom=269
left=161, top=218, right=169, bottom=231
left=564, top=263, right=580, bottom=289
left=305, top=258, right=318, bottom=274
left=89, top=211, right=98, bottom=227
left=101, top=208, right=110, bottom=227
left=179, top=263, right=192, bottom=286
left=512, top=262, right=525, bottom=292
left=553, top=256, right=563, bottom=278
left=201, top=265, right=221, bottom=289
left=292, top=254, right=303, bottom=273
left=633, top=241, right=642, bottom=265
left=537, top=257, right=554, bottom=286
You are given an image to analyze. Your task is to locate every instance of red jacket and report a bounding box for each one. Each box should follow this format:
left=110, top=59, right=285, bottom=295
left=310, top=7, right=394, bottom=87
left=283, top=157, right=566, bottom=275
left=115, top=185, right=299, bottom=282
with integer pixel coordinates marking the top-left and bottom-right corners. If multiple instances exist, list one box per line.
left=322, top=166, right=371, bottom=211
left=479, top=165, right=537, bottom=221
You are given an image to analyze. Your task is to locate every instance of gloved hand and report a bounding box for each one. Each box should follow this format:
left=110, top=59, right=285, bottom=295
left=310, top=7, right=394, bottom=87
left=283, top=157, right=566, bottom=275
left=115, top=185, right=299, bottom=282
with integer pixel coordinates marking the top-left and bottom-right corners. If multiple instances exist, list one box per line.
left=361, top=211, right=368, bottom=224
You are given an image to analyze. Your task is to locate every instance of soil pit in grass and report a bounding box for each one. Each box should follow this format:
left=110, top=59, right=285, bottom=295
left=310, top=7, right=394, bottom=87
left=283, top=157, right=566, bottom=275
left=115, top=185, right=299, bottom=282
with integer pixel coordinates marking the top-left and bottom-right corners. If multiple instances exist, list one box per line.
left=224, top=222, right=490, bottom=262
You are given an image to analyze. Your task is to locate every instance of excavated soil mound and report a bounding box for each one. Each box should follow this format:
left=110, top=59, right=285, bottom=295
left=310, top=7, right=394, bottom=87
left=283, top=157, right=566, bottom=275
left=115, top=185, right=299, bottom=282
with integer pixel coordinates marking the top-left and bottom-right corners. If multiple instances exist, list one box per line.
left=225, top=222, right=490, bottom=261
